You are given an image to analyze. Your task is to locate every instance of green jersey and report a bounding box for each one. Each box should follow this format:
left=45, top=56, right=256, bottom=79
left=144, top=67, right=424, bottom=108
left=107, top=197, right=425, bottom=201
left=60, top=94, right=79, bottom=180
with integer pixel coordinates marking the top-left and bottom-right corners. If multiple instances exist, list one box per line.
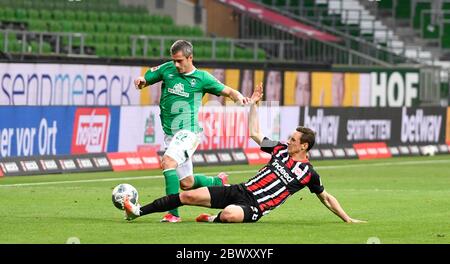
left=144, top=61, right=225, bottom=136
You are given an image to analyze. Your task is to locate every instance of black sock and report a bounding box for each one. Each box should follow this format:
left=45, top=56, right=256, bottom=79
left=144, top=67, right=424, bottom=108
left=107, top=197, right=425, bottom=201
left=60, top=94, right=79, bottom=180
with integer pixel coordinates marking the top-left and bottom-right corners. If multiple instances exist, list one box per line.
left=213, top=212, right=223, bottom=223
left=139, top=194, right=182, bottom=216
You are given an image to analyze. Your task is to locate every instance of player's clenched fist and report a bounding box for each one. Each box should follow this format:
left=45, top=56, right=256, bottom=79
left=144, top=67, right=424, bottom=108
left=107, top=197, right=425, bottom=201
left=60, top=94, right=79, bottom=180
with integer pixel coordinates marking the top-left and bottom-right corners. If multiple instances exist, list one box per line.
left=134, top=76, right=146, bottom=90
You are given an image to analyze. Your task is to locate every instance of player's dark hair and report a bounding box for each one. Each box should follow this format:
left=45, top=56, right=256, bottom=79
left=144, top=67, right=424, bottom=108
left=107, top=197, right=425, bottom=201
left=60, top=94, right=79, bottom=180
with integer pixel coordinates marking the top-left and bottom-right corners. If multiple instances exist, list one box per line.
left=296, top=126, right=316, bottom=151
left=170, top=40, right=193, bottom=57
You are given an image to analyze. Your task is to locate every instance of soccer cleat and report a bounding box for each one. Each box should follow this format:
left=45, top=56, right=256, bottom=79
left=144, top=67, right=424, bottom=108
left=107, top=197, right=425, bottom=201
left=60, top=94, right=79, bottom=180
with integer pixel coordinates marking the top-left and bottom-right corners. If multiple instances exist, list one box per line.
left=160, top=213, right=182, bottom=223
left=196, top=213, right=215, bottom=223
left=123, top=195, right=140, bottom=221
left=217, top=172, right=229, bottom=186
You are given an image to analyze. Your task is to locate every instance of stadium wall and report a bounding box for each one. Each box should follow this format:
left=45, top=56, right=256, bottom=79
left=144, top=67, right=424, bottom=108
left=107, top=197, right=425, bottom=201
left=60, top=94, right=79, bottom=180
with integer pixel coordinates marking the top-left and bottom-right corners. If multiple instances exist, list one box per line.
left=1, top=105, right=449, bottom=176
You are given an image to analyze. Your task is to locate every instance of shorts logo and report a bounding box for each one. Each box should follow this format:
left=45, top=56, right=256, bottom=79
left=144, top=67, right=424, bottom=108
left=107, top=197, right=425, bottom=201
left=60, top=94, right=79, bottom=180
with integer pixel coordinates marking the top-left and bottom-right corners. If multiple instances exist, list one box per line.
left=71, top=108, right=111, bottom=154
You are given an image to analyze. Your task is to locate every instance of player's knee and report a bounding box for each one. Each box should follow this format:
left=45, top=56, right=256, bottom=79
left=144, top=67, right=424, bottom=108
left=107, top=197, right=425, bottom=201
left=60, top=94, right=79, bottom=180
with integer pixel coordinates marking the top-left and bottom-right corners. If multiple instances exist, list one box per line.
left=161, top=155, right=177, bottom=169
left=179, top=176, right=194, bottom=190
left=180, top=182, right=193, bottom=190
left=179, top=191, right=196, bottom=205
left=220, top=207, right=243, bottom=223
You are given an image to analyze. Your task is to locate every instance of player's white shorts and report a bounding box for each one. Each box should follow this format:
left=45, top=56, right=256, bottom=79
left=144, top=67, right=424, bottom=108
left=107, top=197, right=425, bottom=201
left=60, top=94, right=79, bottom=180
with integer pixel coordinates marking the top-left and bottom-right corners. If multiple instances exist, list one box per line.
left=163, top=130, right=201, bottom=180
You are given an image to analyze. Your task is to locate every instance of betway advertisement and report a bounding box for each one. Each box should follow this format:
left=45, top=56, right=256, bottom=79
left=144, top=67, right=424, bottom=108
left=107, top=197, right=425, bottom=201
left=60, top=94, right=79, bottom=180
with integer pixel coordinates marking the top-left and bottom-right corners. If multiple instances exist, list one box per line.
left=299, top=107, right=447, bottom=147
left=0, top=63, right=141, bottom=106
left=118, top=105, right=300, bottom=151
left=0, top=106, right=120, bottom=158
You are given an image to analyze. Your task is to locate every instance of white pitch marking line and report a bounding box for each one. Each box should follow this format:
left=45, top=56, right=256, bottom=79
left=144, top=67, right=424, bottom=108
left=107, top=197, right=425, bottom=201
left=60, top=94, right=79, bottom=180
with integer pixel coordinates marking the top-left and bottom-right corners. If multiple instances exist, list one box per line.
left=0, top=159, right=449, bottom=188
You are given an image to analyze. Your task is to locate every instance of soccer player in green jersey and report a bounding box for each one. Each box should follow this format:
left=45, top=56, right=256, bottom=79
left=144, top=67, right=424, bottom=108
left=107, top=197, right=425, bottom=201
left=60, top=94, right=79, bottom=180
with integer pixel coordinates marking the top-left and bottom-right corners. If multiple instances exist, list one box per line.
left=134, top=40, right=250, bottom=222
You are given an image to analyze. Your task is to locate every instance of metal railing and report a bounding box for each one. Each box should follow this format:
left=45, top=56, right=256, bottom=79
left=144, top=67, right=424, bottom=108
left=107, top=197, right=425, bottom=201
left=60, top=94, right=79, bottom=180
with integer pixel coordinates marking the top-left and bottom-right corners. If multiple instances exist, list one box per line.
left=130, top=35, right=294, bottom=61
left=1, top=30, right=86, bottom=55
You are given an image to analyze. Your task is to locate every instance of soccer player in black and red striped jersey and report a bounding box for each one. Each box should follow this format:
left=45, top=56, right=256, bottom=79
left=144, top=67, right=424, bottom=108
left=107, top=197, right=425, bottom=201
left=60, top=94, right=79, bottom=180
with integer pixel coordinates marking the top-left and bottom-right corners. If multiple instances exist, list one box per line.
left=122, top=83, right=366, bottom=224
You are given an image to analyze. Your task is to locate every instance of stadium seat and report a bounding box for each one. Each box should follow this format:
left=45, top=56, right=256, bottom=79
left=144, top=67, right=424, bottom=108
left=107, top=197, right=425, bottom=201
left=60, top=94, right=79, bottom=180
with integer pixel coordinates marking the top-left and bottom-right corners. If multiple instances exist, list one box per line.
left=53, top=10, right=64, bottom=21
left=27, top=20, right=47, bottom=32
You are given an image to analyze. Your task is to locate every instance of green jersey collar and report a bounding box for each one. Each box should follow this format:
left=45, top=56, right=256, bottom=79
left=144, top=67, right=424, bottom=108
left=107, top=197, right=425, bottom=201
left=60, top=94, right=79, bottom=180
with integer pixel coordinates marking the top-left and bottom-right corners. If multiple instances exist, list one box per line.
left=184, top=67, right=197, bottom=76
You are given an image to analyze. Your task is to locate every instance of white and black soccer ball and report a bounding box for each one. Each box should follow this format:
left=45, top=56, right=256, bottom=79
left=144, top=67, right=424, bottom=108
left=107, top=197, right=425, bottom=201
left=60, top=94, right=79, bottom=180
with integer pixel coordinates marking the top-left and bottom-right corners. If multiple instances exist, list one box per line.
left=112, top=183, right=139, bottom=210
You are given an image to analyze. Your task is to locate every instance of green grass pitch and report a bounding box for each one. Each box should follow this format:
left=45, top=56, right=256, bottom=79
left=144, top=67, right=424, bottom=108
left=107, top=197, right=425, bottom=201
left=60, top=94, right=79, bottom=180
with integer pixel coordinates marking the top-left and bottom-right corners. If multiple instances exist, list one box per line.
left=0, top=155, right=449, bottom=244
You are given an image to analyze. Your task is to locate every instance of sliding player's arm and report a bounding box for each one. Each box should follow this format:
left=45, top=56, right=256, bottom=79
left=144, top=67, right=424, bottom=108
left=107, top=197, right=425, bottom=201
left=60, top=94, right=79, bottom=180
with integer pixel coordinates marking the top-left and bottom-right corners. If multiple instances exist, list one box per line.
left=316, top=191, right=367, bottom=223
left=249, top=83, right=264, bottom=146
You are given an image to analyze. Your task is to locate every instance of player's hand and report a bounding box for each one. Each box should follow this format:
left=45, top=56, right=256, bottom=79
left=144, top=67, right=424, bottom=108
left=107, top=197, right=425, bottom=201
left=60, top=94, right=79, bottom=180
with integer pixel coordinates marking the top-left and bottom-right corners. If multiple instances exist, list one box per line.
left=239, top=96, right=251, bottom=105
left=250, top=82, right=263, bottom=104
left=134, top=77, right=146, bottom=90
left=347, top=218, right=367, bottom=224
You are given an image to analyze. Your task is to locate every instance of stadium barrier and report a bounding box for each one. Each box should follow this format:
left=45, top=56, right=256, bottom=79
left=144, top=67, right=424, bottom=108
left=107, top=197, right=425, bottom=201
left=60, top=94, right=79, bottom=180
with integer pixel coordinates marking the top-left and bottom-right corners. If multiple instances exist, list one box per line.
left=0, top=105, right=449, bottom=176
left=0, top=153, right=112, bottom=177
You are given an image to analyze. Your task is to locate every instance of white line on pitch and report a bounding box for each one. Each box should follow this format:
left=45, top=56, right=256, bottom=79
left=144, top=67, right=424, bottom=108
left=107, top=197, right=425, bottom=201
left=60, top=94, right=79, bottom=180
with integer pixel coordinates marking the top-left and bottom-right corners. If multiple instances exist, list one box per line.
left=0, top=159, right=449, bottom=188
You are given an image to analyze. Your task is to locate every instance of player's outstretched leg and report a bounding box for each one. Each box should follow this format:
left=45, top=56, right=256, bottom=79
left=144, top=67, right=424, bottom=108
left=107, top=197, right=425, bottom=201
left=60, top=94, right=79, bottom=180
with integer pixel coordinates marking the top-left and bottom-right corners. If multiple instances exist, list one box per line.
left=124, top=193, right=183, bottom=221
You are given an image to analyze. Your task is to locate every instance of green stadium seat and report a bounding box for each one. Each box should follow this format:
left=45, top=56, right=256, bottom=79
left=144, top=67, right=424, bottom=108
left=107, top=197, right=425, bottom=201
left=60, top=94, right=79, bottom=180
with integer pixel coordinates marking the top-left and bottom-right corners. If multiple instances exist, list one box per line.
left=378, top=0, right=393, bottom=9
left=117, top=44, right=130, bottom=57
left=9, top=38, right=22, bottom=53
left=257, top=49, right=266, bottom=60
left=1, top=8, right=15, bottom=21
left=116, top=34, right=129, bottom=45
left=216, top=46, right=230, bottom=59
left=95, top=23, right=108, bottom=33
left=95, top=34, right=108, bottom=44
left=413, top=2, right=431, bottom=29
left=61, top=21, right=73, bottom=32
left=27, top=20, right=47, bottom=32
left=64, top=10, right=76, bottom=21
left=15, top=9, right=27, bottom=20
left=105, top=44, right=117, bottom=57
left=108, top=23, right=121, bottom=33
left=110, top=12, right=123, bottom=22
left=87, top=11, right=99, bottom=22
left=27, top=9, right=39, bottom=20
left=141, top=24, right=162, bottom=35
left=121, top=14, right=134, bottom=23
left=84, top=34, right=96, bottom=45
left=395, top=0, right=411, bottom=19
left=421, top=13, right=440, bottom=39
left=75, top=11, right=88, bottom=21
left=106, top=34, right=118, bottom=44
left=95, top=44, right=107, bottom=56
left=161, top=15, right=174, bottom=25
left=53, top=10, right=64, bottom=21
left=48, top=21, right=62, bottom=32
left=441, top=22, right=450, bottom=48
left=83, top=22, right=96, bottom=33
left=190, top=26, right=203, bottom=37
left=40, top=10, right=52, bottom=20
left=98, top=12, right=110, bottom=22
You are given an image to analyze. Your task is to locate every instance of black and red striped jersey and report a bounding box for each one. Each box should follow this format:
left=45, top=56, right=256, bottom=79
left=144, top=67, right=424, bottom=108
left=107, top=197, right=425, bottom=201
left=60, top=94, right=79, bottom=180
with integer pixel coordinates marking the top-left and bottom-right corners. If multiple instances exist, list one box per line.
left=244, top=137, right=324, bottom=216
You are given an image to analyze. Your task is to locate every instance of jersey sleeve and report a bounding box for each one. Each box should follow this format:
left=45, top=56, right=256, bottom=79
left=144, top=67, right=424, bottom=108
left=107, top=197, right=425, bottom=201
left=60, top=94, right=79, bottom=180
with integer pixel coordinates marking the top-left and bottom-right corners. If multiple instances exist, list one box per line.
left=202, top=71, right=225, bottom=96
left=144, top=63, right=167, bottom=85
left=260, top=137, right=287, bottom=155
left=307, top=170, right=324, bottom=194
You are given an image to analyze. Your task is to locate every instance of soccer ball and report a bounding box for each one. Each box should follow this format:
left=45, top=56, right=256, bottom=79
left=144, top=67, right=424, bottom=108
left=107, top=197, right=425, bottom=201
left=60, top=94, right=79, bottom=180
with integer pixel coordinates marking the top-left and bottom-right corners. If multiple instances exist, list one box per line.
left=112, top=183, right=139, bottom=210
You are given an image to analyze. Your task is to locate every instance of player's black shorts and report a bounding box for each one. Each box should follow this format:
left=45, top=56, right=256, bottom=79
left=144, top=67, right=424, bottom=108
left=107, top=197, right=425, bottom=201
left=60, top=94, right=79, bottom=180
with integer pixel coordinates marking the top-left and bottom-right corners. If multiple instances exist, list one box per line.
left=208, top=184, right=263, bottom=222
